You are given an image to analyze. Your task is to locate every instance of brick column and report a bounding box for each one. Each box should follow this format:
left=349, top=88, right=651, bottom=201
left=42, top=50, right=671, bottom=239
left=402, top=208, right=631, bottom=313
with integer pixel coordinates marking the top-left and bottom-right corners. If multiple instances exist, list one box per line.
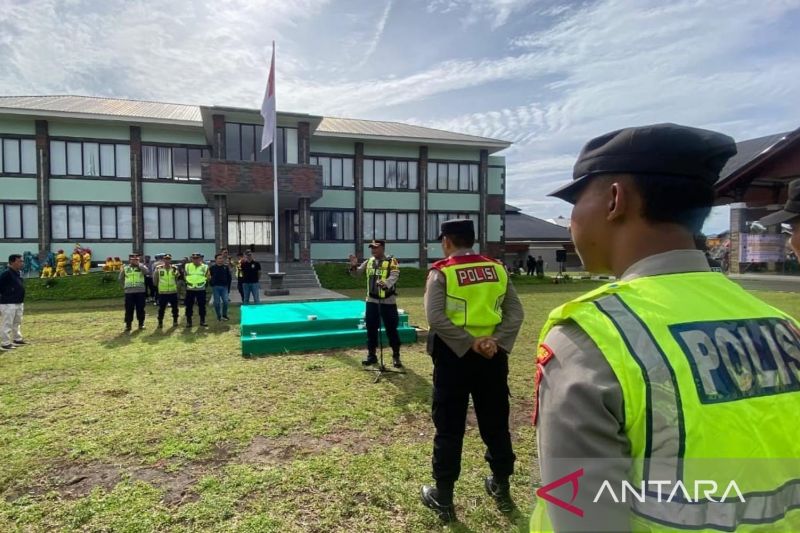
left=355, top=142, right=364, bottom=257
left=212, top=114, right=225, bottom=159
left=214, top=194, right=228, bottom=251
left=418, top=145, right=429, bottom=266
left=35, top=120, right=50, bottom=254
left=729, top=202, right=747, bottom=274
left=298, top=121, right=310, bottom=165
left=130, top=126, right=144, bottom=253
left=298, top=197, right=311, bottom=262
left=479, top=149, right=489, bottom=253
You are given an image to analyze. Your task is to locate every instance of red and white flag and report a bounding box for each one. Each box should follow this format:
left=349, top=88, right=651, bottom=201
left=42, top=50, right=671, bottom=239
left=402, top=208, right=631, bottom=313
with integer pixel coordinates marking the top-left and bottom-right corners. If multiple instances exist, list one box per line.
left=260, top=42, right=276, bottom=151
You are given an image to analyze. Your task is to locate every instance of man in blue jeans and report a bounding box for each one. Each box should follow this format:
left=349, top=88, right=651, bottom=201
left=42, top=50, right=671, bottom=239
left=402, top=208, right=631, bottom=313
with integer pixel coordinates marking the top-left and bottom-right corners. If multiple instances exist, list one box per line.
left=240, top=250, right=262, bottom=304
left=209, top=253, right=232, bottom=321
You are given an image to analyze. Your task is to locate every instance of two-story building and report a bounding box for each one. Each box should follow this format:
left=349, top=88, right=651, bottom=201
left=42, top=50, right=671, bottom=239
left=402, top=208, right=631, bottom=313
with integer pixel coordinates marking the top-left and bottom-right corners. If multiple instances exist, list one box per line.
left=0, top=95, right=509, bottom=266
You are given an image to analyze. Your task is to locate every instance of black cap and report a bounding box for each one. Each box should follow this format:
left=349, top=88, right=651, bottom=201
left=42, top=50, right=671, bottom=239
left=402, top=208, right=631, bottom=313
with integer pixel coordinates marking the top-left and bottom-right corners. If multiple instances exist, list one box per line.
left=759, top=179, right=800, bottom=226
left=191, top=252, right=203, bottom=258
left=367, top=239, right=386, bottom=248
left=438, top=219, right=475, bottom=240
left=549, top=123, right=737, bottom=204
left=128, top=253, right=140, bottom=259
left=163, top=254, right=172, bottom=260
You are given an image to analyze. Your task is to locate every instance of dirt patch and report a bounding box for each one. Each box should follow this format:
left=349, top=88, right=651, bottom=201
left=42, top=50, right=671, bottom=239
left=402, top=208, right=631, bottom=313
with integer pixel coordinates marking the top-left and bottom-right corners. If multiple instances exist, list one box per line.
left=50, top=462, right=122, bottom=499
left=131, top=467, right=199, bottom=506
left=102, top=388, right=129, bottom=398
left=239, top=429, right=376, bottom=464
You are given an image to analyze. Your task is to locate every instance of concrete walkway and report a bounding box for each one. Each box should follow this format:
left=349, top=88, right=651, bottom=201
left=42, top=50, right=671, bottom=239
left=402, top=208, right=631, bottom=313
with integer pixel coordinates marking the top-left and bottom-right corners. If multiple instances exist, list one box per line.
left=228, top=283, right=348, bottom=304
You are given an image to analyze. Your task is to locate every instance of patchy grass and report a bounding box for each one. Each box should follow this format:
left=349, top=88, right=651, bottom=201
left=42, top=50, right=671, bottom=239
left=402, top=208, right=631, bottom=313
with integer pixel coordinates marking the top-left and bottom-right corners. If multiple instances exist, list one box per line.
left=22, top=272, right=123, bottom=301
left=0, top=285, right=798, bottom=532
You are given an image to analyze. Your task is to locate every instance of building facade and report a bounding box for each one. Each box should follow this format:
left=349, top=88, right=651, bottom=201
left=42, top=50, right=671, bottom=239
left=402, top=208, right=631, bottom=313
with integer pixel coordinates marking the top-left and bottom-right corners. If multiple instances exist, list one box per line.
left=0, top=96, right=509, bottom=266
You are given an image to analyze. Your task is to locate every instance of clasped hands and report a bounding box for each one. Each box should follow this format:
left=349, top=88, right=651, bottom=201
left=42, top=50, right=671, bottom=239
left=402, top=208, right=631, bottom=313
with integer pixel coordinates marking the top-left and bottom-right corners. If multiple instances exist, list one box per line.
left=472, top=336, right=500, bottom=359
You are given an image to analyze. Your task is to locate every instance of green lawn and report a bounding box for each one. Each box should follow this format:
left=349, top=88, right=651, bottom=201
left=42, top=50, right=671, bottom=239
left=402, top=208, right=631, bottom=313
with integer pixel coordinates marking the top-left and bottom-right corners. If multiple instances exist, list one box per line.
left=1, top=284, right=798, bottom=532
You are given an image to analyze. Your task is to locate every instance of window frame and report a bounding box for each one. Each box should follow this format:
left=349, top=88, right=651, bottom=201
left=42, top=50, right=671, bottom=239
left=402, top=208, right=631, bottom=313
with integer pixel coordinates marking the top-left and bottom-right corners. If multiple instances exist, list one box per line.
left=309, top=153, right=356, bottom=189
left=426, top=159, right=481, bottom=192
left=48, top=137, right=133, bottom=179
left=426, top=211, right=480, bottom=241
left=362, top=157, right=419, bottom=191
left=224, top=122, right=296, bottom=165
left=141, top=142, right=210, bottom=182
left=142, top=205, right=216, bottom=241
left=362, top=210, right=419, bottom=242
left=0, top=135, right=37, bottom=176
left=0, top=202, right=38, bottom=240
left=309, top=208, right=356, bottom=242
left=50, top=202, right=134, bottom=242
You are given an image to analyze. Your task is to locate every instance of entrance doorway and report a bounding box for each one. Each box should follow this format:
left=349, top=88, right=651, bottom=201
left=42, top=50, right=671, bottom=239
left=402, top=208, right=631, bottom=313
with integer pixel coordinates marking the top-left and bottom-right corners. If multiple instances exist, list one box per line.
left=228, top=215, right=273, bottom=253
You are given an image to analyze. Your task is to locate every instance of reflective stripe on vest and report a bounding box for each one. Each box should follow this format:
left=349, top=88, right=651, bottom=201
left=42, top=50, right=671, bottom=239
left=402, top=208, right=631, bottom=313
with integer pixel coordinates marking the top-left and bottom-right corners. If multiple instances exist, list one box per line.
left=366, top=256, right=396, bottom=299
left=531, top=272, right=800, bottom=532
left=435, top=255, right=507, bottom=337
left=123, top=266, right=144, bottom=289
left=157, top=266, right=178, bottom=293
left=185, top=263, right=208, bottom=290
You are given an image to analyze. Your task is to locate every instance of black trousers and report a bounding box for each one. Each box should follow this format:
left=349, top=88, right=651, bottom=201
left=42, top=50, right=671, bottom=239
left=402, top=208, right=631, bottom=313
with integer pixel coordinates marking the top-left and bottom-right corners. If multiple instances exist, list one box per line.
left=145, top=276, right=157, bottom=299
left=527, top=266, right=535, bottom=276
left=185, top=289, right=206, bottom=322
left=124, top=292, right=146, bottom=326
left=430, top=335, right=515, bottom=486
left=365, top=301, right=401, bottom=355
left=237, top=280, right=244, bottom=301
left=157, top=293, right=179, bottom=322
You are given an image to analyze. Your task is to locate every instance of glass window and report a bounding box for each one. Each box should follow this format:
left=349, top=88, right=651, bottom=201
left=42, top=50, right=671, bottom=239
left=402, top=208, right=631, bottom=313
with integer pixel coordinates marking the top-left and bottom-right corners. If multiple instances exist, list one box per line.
left=385, top=212, right=397, bottom=240
left=331, top=158, right=343, bottom=187
left=66, top=142, right=82, bottom=175
left=99, top=144, right=115, bottom=177
left=173, top=148, right=189, bottom=180
left=0, top=140, right=2, bottom=173
left=159, top=208, right=174, bottom=239
left=22, top=205, right=38, bottom=239
left=459, top=164, right=470, bottom=190
left=409, top=162, right=418, bottom=190
left=83, top=143, right=99, bottom=176
left=385, top=160, right=397, bottom=188
left=448, top=163, right=458, bottom=190
left=84, top=205, right=101, bottom=239
left=374, top=160, right=385, bottom=188
left=143, top=207, right=159, bottom=239
left=225, top=123, right=240, bottom=160
left=174, top=207, right=189, bottom=239
left=256, top=125, right=271, bottom=163
left=438, top=163, right=448, bottom=190
left=21, top=140, right=36, bottom=174
left=68, top=205, right=84, bottom=238
left=203, top=208, right=215, bottom=239
left=408, top=213, right=419, bottom=240
left=397, top=213, right=407, bottom=240
left=50, top=141, right=66, bottom=175
left=241, top=124, right=256, bottom=161
left=157, top=147, right=172, bottom=179
left=285, top=128, right=298, bottom=164
left=4, top=204, right=21, bottom=238
left=470, top=164, right=479, bottom=191
left=343, top=158, right=354, bottom=187
left=187, top=148, right=202, bottom=180
left=3, top=139, right=20, bottom=173
left=116, top=145, right=131, bottom=178
left=427, top=162, right=437, bottom=190
left=117, top=206, right=132, bottom=239
left=51, top=205, right=67, bottom=239
left=0, top=206, right=4, bottom=237
left=363, top=212, right=374, bottom=240
left=319, top=157, right=330, bottom=186
left=142, top=146, right=157, bottom=179
left=374, top=212, right=385, bottom=240
left=397, top=161, right=408, bottom=189
left=101, top=206, right=117, bottom=238
left=277, top=127, right=286, bottom=165
left=189, top=208, right=203, bottom=239
left=363, top=159, right=374, bottom=188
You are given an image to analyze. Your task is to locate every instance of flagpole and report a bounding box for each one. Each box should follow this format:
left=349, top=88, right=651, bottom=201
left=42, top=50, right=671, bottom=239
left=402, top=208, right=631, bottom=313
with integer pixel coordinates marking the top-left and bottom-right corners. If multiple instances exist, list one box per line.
left=271, top=41, right=280, bottom=275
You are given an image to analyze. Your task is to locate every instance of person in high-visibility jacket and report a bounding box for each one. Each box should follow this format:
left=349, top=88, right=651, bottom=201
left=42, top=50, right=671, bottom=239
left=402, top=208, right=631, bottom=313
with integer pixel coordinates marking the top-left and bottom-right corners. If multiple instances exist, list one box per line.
left=183, top=252, right=210, bottom=329
left=71, top=247, right=82, bottom=276
left=531, top=124, right=800, bottom=533
left=348, top=240, right=403, bottom=367
left=759, top=178, right=800, bottom=257
left=118, top=253, right=149, bottom=332
left=54, top=250, right=68, bottom=277
left=419, top=219, right=525, bottom=524
left=82, top=248, right=92, bottom=274
left=153, top=254, right=180, bottom=329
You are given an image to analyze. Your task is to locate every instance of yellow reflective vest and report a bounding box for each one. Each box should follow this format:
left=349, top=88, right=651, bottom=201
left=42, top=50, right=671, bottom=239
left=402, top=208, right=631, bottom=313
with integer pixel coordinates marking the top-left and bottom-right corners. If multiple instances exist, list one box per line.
left=432, top=254, right=508, bottom=337
left=531, top=272, right=800, bottom=532
left=185, top=263, right=209, bottom=290
left=366, top=256, right=398, bottom=299
left=123, top=265, right=145, bottom=290
left=156, top=266, right=179, bottom=294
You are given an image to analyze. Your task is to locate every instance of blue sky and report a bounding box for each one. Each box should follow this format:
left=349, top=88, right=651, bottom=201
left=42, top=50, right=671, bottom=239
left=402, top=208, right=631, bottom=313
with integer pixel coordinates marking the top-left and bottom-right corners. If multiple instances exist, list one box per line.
left=2, top=0, right=799, bottom=232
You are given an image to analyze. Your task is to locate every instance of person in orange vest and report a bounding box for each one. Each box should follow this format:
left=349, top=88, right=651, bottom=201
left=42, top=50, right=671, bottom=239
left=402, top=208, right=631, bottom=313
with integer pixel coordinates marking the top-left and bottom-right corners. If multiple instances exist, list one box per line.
left=82, top=248, right=92, bottom=274
left=71, top=246, right=82, bottom=276
left=54, top=250, right=68, bottom=277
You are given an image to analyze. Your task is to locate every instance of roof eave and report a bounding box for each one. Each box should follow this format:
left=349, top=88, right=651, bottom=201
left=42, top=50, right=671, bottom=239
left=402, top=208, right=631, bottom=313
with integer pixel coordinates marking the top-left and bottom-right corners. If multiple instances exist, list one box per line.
left=715, top=128, right=800, bottom=195
left=313, top=130, right=511, bottom=152
left=0, top=107, right=202, bottom=127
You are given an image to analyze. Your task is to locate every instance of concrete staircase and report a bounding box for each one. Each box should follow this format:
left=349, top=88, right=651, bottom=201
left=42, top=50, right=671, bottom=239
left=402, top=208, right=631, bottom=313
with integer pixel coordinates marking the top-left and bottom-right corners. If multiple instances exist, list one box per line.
left=238, top=254, right=322, bottom=290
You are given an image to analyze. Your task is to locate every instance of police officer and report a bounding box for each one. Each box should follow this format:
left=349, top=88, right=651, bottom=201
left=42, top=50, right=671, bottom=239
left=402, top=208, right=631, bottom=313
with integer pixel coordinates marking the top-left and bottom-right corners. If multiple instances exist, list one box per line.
left=420, top=219, right=524, bottom=523
left=532, top=124, right=800, bottom=532
left=759, top=178, right=800, bottom=257
left=153, top=254, right=180, bottom=329
left=184, top=252, right=210, bottom=329
left=348, top=240, right=403, bottom=368
left=119, top=253, right=148, bottom=332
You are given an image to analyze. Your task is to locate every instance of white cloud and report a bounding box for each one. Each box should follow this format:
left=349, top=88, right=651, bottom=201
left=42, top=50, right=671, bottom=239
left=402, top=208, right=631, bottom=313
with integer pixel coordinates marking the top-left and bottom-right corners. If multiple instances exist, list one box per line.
left=427, top=0, right=539, bottom=29
left=354, top=0, right=394, bottom=69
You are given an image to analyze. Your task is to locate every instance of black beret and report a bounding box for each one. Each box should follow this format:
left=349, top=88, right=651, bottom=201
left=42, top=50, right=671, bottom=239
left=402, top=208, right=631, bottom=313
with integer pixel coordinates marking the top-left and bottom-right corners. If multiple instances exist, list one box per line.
left=759, top=178, right=800, bottom=226
left=549, top=123, right=737, bottom=203
left=438, top=219, right=475, bottom=240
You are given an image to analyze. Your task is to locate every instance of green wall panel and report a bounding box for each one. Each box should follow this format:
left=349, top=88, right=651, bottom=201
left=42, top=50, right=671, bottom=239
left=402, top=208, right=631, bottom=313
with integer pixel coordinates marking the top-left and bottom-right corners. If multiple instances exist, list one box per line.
left=142, top=182, right=207, bottom=205
left=50, top=179, right=131, bottom=202
left=488, top=167, right=504, bottom=195
left=427, top=147, right=480, bottom=161
left=426, top=242, right=481, bottom=260
left=427, top=193, right=479, bottom=211
left=51, top=242, right=134, bottom=261
left=488, top=155, right=506, bottom=166
left=49, top=121, right=130, bottom=140
left=309, top=138, right=355, bottom=155
left=363, top=143, right=419, bottom=158
left=361, top=242, right=419, bottom=259
left=311, top=190, right=356, bottom=209
left=1, top=242, right=39, bottom=258
left=310, top=243, right=355, bottom=260
left=488, top=215, right=503, bottom=241
left=141, top=127, right=207, bottom=145
left=0, top=178, right=37, bottom=200
left=144, top=242, right=216, bottom=259
left=363, top=191, right=419, bottom=210
left=0, top=118, right=36, bottom=135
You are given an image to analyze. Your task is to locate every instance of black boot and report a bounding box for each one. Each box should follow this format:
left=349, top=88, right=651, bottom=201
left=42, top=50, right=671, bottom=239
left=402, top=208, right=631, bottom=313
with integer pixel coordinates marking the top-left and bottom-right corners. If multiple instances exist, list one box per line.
left=485, top=475, right=515, bottom=513
left=173, top=317, right=178, bottom=327
left=361, top=354, right=378, bottom=366
left=185, top=318, right=192, bottom=328
left=420, top=485, right=456, bottom=523
left=157, top=320, right=163, bottom=329
left=124, top=323, right=132, bottom=332
left=392, top=351, right=403, bottom=368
